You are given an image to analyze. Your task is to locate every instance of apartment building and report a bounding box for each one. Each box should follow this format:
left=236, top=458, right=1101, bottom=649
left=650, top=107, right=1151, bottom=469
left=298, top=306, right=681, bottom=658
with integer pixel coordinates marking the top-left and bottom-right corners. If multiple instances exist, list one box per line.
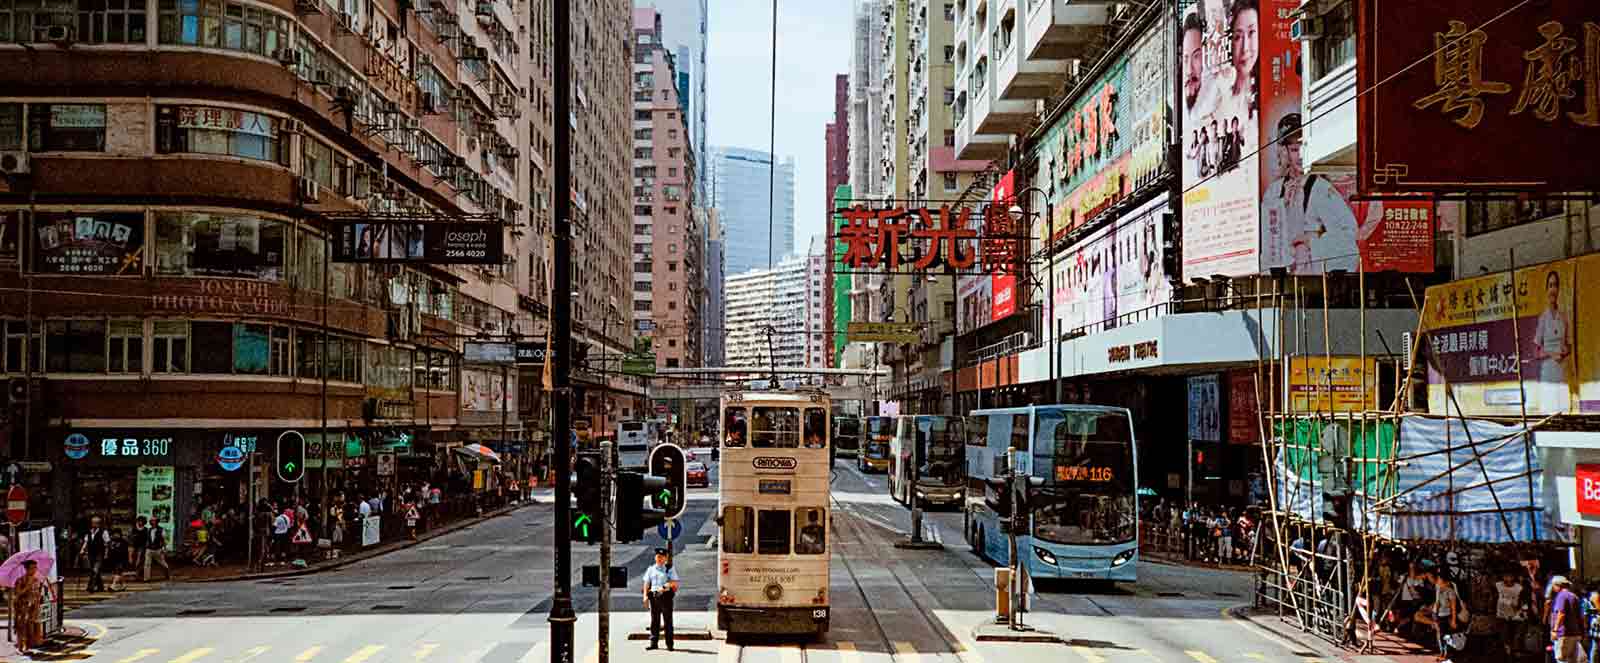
left=708, top=146, right=795, bottom=277
left=641, top=0, right=709, bottom=201
left=723, top=256, right=808, bottom=374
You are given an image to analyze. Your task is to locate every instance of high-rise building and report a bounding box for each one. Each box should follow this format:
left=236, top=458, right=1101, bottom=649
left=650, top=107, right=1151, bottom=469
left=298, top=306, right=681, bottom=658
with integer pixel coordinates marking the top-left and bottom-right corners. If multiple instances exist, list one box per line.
left=724, top=257, right=808, bottom=373
left=634, top=8, right=705, bottom=371
left=709, top=147, right=795, bottom=276
left=849, top=0, right=889, bottom=203
left=702, top=208, right=726, bottom=367
left=641, top=0, right=709, bottom=201
left=825, top=74, right=850, bottom=217
left=806, top=236, right=830, bottom=370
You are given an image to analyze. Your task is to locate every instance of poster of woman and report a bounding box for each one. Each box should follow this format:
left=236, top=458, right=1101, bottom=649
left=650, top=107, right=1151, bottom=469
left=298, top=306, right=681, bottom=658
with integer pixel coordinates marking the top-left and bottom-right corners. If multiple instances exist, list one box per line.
left=1531, top=269, right=1574, bottom=413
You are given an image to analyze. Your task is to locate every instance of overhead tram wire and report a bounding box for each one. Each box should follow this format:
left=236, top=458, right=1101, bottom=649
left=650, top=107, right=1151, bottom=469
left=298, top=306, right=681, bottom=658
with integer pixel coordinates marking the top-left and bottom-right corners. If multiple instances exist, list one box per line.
left=768, top=0, right=778, bottom=273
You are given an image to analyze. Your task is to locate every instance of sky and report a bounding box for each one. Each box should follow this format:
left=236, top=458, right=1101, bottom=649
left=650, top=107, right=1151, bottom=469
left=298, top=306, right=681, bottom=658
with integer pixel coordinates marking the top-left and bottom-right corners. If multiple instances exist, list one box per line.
left=707, top=0, right=853, bottom=258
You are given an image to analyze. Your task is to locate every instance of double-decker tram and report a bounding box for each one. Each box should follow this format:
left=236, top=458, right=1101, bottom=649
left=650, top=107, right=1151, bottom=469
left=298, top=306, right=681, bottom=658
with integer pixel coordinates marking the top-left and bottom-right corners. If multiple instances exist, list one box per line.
left=964, top=405, right=1140, bottom=583
left=717, top=390, right=832, bottom=636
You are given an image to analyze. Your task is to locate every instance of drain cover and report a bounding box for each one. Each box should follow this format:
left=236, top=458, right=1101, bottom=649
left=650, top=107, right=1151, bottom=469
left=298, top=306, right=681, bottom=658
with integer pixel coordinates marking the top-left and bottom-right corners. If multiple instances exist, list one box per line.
left=465, top=575, right=492, bottom=581
left=1155, top=592, right=1184, bottom=598
left=270, top=606, right=307, bottom=613
left=178, top=609, right=216, bottom=616
left=370, top=604, right=405, bottom=611
left=387, top=585, right=415, bottom=590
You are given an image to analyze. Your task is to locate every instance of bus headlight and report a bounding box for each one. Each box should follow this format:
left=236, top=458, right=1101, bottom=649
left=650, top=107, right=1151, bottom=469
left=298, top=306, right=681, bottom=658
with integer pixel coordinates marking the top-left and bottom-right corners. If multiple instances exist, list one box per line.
left=1033, top=546, right=1058, bottom=565
left=1111, top=549, right=1136, bottom=567
left=915, top=490, right=926, bottom=500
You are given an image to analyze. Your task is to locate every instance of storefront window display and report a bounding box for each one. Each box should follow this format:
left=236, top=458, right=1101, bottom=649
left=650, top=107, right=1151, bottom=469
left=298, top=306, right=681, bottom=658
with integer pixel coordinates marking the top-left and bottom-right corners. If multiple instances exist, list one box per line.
left=152, top=212, right=287, bottom=281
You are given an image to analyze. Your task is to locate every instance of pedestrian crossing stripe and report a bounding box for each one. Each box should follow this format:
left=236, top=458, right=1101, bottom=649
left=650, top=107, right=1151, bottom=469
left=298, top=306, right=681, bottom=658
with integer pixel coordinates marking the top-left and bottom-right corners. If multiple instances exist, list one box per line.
left=294, top=645, right=324, bottom=661
left=1072, top=645, right=1108, bottom=663
left=342, top=644, right=385, bottom=662
left=169, top=647, right=215, bottom=663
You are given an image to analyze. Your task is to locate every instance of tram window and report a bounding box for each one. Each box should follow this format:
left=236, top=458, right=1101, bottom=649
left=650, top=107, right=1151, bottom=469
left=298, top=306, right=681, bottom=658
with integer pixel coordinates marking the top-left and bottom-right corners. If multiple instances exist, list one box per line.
left=794, top=507, right=826, bottom=554
left=724, top=407, right=748, bottom=447
left=757, top=509, right=791, bottom=555
left=751, top=407, right=800, bottom=448
left=722, top=506, right=754, bottom=553
left=803, top=408, right=827, bottom=449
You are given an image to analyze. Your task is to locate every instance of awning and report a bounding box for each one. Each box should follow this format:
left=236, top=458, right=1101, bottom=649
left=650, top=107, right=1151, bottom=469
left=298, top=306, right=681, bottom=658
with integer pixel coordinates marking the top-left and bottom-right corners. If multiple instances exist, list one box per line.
left=453, top=443, right=502, bottom=464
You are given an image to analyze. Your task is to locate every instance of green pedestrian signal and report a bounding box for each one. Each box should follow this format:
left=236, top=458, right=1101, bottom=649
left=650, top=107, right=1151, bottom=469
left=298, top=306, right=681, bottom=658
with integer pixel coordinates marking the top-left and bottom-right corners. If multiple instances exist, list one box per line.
left=573, top=452, right=602, bottom=544
left=573, top=513, right=593, bottom=538
left=276, top=431, right=306, bottom=483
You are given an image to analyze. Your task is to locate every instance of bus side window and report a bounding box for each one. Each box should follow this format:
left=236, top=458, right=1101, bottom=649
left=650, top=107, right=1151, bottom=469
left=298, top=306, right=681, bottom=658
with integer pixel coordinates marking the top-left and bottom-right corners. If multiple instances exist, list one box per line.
left=794, top=507, right=826, bottom=554
left=757, top=509, right=791, bottom=555
left=722, top=506, right=753, bottom=553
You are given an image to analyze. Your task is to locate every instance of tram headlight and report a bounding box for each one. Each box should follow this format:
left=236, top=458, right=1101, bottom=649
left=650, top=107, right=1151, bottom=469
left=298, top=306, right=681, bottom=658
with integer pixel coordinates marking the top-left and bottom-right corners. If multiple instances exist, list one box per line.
left=764, top=583, right=784, bottom=601
left=718, top=589, right=735, bottom=605
left=812, top=587, right=827, bottom=605
left=1112, top=549, right=1136, bottom=567
left=1033, top=546, right=1058, bottom=565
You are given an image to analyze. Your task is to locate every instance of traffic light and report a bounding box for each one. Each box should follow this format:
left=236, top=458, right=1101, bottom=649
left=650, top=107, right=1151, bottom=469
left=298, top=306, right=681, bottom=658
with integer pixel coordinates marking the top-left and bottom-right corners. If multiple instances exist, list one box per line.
left=275, top=430, right=306, bottom=483
left=573, top=452, right=602, bottom=544
left=648, top=443, right=687, bottom=520
left=615, top=470, right=668, bottom=543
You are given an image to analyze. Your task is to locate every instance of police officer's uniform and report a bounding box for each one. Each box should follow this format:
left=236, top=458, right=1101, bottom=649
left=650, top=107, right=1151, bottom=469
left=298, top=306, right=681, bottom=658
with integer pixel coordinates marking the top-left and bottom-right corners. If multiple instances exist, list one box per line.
left=642, top=548, right=679, bottom=650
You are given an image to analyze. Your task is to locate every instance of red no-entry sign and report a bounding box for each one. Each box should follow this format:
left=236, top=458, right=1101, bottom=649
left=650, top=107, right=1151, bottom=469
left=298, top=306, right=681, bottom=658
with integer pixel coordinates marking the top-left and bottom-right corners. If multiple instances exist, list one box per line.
left=6, top=485, right=27, bottom=525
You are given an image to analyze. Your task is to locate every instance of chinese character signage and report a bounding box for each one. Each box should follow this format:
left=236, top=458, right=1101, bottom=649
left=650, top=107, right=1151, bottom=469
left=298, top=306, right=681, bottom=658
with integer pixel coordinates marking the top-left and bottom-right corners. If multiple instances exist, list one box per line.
left=32, top=212, right=144, bottom=275
left=1037, top=16, right=1169, bottom=246
left=1358, top=0, right=1600, bottom=193
left=60, top=430, right=177, bottom=465
left=957, top=171, right=1022, bottom=334
left=833, top=205, right=986, bottom=273
left=1047, top=196, right=1173, bottom=335
left=173, top=106, right=276, bottom=138
left=1262, top=170, right=1436, bottom=274
left=1423, top=255, right=1599, bottom=415
left=1188, top=374, right=1222, bottom=442
left=331, top=221, right=504, bottom=265
left=1228, top=369, right=1260, bottom=444
left=1287, top=356, right=1379, bottom=413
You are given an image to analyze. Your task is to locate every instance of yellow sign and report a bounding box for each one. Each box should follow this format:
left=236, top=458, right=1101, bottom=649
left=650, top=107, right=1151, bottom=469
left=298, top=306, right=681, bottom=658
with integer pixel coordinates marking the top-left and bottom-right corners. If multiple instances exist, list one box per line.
left=1287, top=356, right=1379, bottom=413
left=847, top=322, right=918, bottom=344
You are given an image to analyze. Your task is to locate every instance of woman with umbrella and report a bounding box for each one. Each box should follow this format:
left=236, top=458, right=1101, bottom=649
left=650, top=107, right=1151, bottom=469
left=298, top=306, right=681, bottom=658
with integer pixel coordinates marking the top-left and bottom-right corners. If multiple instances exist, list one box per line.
left=6, top=553, right=57, bottom=657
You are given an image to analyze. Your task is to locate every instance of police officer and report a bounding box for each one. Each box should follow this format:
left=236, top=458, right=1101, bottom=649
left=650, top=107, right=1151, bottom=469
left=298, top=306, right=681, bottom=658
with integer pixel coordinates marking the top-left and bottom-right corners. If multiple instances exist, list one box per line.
left=642, top=548, right=679, bottom=651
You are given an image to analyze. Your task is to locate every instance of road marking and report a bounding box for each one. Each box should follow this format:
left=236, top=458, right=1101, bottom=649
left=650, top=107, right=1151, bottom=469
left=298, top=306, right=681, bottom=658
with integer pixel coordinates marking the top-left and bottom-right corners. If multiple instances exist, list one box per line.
left=718, top=641, right=740, bottom=663
left=781, top=646, right=803, bottom=663
left=1185, top=651, right=1219, bottom=663
left=1244, top=654, right=1267, bottom=661
left=515, top=641, right=546, bottom=663
left=414, top=643, right=439, bottom=660
left=1072, top=646, right=1108, bottom=663
left=293, top=646, right=323, bottom=662
left=582, top=645, right=600, bottom=663
left=836, top=641, right=862, bottom=663
left=892, top=641, right=920, bottom=663
left=228, top=646, right=271, bottom=662
left=170, top=648, right=215, bottom=663
left=1133, top=649, right=1161, bottom=662
left=117, top=650, right=159, bottom=663
left=342, top=645, right=385, bottom=663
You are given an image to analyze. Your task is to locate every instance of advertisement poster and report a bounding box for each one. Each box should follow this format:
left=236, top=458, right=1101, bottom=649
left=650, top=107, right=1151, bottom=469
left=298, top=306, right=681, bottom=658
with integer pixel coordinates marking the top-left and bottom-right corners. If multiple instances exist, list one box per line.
left=1188, top=374, right=1221, bottom=442
left=1229, top=369, right=1260, bottom=444
left=1580, top=255, right=1600, bottom=413
left=1180, top=0, right=1263, bottom=278
left=1423, top=259, right=1585, bottom=416
left=333, top=222, right=503, bottom=265
left=1262, top=170, right=1434, bottom=274
left=957, top=273, right=993, bottom=335
left=136, top=466, right=176, bottom=552
left=1048, top=197, right=1172, bottom=334
left=1035, top=16, right=1168, bottom=245
left=32, top=212, right=145, bottom=275
left=1288, top=356, right=1379, bottom=413
left=461, top=368, right=512, bottom=413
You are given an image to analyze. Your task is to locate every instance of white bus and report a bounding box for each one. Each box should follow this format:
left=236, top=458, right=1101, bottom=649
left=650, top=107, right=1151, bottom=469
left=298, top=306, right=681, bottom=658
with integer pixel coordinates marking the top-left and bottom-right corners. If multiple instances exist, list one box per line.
left=616, top=420, right=651, bottom=469
left=716, top=390, right=832, bottom=636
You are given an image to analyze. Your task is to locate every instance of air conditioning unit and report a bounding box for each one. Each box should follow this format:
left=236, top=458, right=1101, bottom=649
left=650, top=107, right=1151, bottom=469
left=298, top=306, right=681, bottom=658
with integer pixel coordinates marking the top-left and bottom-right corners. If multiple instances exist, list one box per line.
left=275, top=47, right=300, bottom=66
left=34, top=23, right=73, bottom=43
left=1291, top=16, right=1323, bottom=41
left=298, top=177, right=321, bottom=203
left=310, top=68, right=331, bottom=86
left=0, top=151, right=30, bottom=175
left=415, top=53, right=432, bottom=70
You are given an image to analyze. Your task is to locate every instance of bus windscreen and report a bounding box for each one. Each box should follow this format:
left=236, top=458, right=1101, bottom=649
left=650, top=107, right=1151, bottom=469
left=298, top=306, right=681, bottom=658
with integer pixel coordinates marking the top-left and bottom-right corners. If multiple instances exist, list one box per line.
left=1030, top=410, right=1136, bottom=545
left=914, top=417, right=964, bottom=487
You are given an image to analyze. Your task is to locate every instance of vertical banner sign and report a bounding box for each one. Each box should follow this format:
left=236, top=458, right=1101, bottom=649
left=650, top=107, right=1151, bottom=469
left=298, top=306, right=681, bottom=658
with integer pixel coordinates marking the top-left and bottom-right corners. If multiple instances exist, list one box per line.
left=137, top=466, right=176, bottom=552
left=1422, top=259, right=1587, bottom=416
left=1187, top=374, right=1222, bottom=442
left=1228, top=369, right=1261, bottom=444
left=1358, top=0, right=1600, bottom=194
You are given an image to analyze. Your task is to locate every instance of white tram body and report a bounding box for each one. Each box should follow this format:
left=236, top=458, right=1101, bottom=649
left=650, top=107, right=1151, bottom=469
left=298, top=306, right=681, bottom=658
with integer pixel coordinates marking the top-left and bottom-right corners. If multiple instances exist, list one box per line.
left=716, top=390, right=832, bottom=636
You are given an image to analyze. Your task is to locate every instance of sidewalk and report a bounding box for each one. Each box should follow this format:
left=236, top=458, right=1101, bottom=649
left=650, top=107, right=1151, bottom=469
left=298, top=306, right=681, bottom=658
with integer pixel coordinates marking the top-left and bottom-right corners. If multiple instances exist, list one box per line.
left=1226, top=604, right=1444, bottom=663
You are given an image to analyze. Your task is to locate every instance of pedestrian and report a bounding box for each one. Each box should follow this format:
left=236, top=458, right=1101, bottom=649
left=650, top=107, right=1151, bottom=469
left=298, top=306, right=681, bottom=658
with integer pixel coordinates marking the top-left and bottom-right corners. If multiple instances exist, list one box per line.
left=106, top=528, right=129, bottom=591
left=9, top=559, right=56, bottom=657
left=145, top=516, right=171, bottom=580
left=1215, top=511, right=1232, bottom=564
left=642, top=548, right=679, bottom=651
left=79, top=515, right=110, bottom=593
left=1495, top=570, right=1529, bottom=655
left=271, top=505, right=292, bottom=565
left=130, top=516, right=149, bottom=581
left=405, top=500, right=420, bottom=541
left=1584, top=588, right=1600, bottom=663
left=1551, top=576, right=1586, bottom=663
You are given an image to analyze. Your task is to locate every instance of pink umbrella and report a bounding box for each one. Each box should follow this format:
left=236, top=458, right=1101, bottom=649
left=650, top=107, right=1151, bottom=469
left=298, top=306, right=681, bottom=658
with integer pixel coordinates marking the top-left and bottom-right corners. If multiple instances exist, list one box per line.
left=0, top=549, right=53, bottom=588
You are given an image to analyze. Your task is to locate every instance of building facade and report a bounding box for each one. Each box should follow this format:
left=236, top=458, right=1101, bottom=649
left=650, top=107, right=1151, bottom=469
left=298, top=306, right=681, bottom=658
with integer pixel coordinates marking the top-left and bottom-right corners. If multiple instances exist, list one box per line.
left=708, top=146, right=795, bottom=277
left=702, top=208, right=726, bottom=367
left=640, top=0, right=708, bottom=202
left=723, top=256, right=807, bottom=374
left=805, top=236, right=830, bottom=371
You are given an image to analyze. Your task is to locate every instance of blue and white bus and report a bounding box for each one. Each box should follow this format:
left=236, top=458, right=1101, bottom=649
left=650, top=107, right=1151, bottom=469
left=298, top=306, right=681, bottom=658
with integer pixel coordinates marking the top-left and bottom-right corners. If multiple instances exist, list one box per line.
left=963, top=405, right=1140, bottom=583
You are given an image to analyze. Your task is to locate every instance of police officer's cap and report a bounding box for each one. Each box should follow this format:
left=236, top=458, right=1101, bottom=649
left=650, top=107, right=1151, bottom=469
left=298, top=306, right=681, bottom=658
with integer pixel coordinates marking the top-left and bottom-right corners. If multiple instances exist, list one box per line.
left=654, top=548, right=669, bottom=556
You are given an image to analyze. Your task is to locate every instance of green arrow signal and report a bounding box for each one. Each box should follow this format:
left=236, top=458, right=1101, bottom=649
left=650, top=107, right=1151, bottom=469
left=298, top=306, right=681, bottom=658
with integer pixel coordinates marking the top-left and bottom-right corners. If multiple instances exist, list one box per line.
left=658, top=489, right=672, bottom=504
left=574, top=514, right=592, bottom=537
left=283, top=461, right=297, bottom=473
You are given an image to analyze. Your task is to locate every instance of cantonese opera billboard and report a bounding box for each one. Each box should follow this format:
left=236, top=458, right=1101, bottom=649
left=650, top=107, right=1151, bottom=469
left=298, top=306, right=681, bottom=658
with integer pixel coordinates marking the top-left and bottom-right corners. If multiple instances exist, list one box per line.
left=1261, top=170, right=1436, bottom=274
left=958, top=171, right=1020, bottom=334
left=32, top=212, right=145, bottom=275
left=1048, top=196, right=1172, bottom=335
left=1422, top=255, right=1600, bottom=416
left=1357, top=0, right=1600, bottom=194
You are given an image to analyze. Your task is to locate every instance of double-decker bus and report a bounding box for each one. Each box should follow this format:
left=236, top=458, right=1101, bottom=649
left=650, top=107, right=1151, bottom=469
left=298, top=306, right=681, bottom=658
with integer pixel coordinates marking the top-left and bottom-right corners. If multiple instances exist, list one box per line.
left=887, top=416, right=968, bottom=510
left=964, top=405, right=1140, bottom=583
left=616, top=420, right=651, bottom=469
left=717, top=390, right=832, bottom=636
left=831, top=415, right=861, bottom=462
left=857, top=416, right=894, bottom=473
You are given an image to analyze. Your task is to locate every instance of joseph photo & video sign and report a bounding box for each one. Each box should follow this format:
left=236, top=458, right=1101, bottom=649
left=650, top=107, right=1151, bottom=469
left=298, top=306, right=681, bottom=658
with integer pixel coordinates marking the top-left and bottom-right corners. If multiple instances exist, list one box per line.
left=331, top=221, right=503, bottom=265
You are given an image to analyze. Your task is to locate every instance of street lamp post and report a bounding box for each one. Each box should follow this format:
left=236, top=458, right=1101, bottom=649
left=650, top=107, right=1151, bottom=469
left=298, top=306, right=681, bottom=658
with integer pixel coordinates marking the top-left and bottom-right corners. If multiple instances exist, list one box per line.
left=1011, top=187, right=1055, bottom=404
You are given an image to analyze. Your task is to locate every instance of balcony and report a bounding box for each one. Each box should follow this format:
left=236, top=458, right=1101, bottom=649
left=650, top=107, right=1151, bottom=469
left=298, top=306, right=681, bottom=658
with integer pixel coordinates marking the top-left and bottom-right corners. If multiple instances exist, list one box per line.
left=966, top=62, right=1033, bottom=136
left=1024, top=0, right=1113, bottom=63
left=1303, top=60, right=1357, bottom=168
left=997, top=3, right=1071, bottom=100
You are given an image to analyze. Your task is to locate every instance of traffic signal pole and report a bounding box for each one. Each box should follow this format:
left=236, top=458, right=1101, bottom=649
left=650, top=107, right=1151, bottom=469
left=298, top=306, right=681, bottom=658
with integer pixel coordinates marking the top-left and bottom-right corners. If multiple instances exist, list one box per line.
left=549, top=0, right=576, bottom=659
left=598, top=441, right=613, bottom=663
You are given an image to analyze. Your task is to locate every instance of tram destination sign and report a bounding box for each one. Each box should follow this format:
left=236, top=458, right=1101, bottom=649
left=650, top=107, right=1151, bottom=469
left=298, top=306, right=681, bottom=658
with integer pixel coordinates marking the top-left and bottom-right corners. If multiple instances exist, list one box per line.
left=331, top=221, right=503, bottom=265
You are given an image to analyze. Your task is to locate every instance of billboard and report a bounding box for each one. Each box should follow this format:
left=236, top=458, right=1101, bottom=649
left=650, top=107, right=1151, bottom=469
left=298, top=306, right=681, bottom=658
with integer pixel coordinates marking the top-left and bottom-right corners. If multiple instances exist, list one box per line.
left=32, top=212, right=145, bottom=275
left=331, top=221, right=503, bottom=264
left=1034, top=16, right=1168, bottom=246
left=1262, top=170, right=1436, bottom=274
left=1047, top=196, right=1173, bottom=335
left=957, top=171, right=1020, bottom=335
left=1424, top=256, right=1597, bottom=416
left=1287, top=356, right=1379, bottom=413
left=1228, top=369, right=1260, bottom=444
left=461, top=368, right=513, bottom=414
left=1188, top=374, right=1222, bottom=442
left=1358, top=0, right=1600, bottom=194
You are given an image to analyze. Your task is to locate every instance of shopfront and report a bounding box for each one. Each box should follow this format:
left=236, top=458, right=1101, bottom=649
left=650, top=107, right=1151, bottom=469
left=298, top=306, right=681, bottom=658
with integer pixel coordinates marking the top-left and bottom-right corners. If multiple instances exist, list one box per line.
left=49, top=427, right=223, bottom=549
left=1535, top=431, right=1600, bottom=580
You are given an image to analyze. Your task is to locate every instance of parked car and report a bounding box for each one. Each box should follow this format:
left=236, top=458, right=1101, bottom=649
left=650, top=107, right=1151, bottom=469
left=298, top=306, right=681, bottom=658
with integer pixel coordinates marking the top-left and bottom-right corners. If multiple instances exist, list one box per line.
left=686, top=461, right=710, bottom=487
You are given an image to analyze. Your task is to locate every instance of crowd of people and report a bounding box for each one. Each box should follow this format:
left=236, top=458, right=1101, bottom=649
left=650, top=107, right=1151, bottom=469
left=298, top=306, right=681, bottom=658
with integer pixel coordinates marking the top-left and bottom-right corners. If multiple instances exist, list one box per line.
left=1143, top=500, right=1261, bottom=566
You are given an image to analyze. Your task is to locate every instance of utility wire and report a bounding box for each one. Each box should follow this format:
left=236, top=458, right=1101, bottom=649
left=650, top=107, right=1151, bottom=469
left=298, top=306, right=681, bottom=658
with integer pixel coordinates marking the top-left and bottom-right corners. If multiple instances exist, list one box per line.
left=768, top=0, right=779, bottom=271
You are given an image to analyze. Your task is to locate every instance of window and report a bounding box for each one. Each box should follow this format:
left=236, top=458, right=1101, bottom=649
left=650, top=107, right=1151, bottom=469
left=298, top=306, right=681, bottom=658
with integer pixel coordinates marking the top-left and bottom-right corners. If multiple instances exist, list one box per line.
left=302, top=137, right=334, bottom=188
left=107, top=320, right=142, bottom=374
left=943, top=45, right=954, bottom=63
left=190, top=321, right=234, bottom=374
left=45, top=319, right=106, bottom=373
left=0, top=104, right=20, bottom=150
left=28, top=104, right=106, bottom=152
left=751, top=406, right=799, bottom=448
left=795, top=507, right=825, bottom=554
left=668, top=262, right=677, bottom=272
left=4, top=320, right=42, bottom=374
left=722, top=506, right=753, bottom=553
left=156, top=106, right=288, bottom=164
left=157, top=0, right=290, bottom=54
left=757, top=509, right=791, bottom=555
left=667, top=301, right=676, bottom=310
left=634, top=110, right=650, bottom=120
left=943, top=87, right=955, bottom=105
left=153, top=212, right=287, bottom=281
left=668, top=167, right=677, bottom=177
left=0, top=0, right=145, bottom=43
left=231, top=323, right=289, bottom=375
left=665, top=357, right=679, bottom=368
left=944, top=129, right=955, bottom=147
left=1310, top=2, right=1355, bottom=82
left=667, top=338, right=676, bottom=347
left=943, top=2, right=954, bottom=19
left=943, top=172, right=958, bottom=192
left=151, top=320, right=188, bottom=373
left=1464, top=199, right=1565, bottom=236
